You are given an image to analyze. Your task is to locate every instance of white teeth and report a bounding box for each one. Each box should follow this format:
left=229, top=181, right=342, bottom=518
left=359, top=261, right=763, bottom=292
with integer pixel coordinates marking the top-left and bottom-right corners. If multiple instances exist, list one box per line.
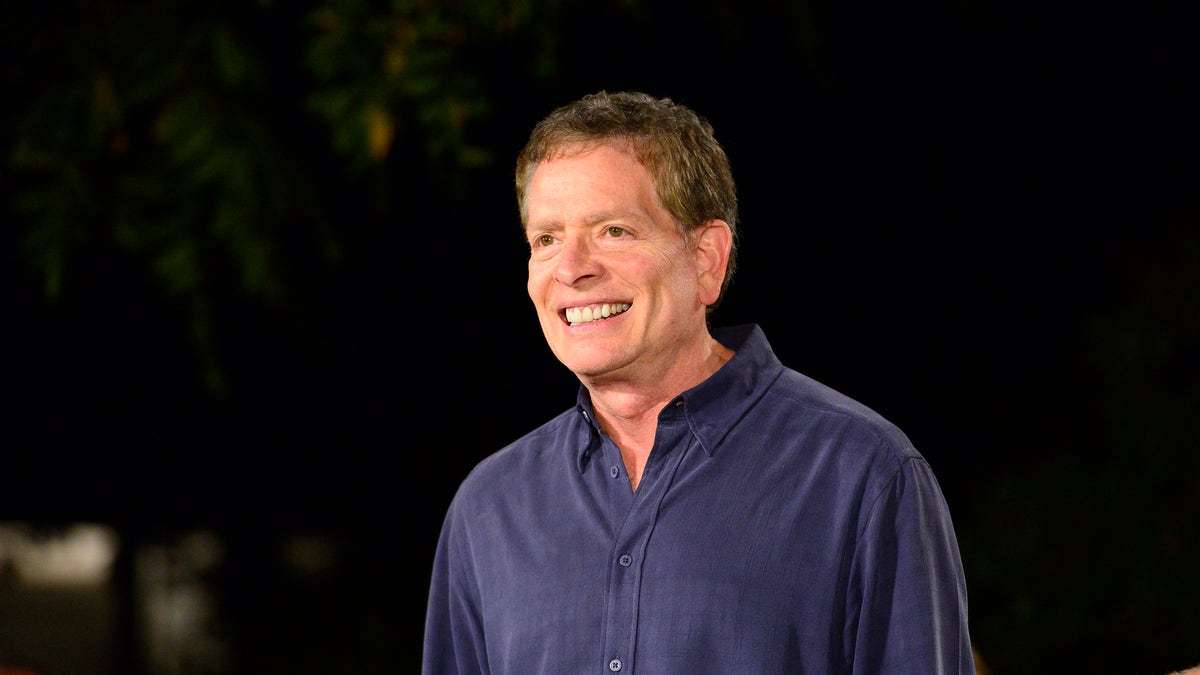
left=566, top=302, right=631, bottom=326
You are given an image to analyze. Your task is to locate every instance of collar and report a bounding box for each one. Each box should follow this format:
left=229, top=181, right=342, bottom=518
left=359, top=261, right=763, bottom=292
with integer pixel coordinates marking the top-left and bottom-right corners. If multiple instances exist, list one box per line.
left=574, top=323, right=786, bottom=471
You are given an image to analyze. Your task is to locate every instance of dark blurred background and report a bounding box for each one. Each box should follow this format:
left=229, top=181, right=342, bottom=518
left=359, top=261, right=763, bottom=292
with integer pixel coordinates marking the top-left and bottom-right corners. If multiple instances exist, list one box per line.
left=2, top=1, right=1197, bottom=674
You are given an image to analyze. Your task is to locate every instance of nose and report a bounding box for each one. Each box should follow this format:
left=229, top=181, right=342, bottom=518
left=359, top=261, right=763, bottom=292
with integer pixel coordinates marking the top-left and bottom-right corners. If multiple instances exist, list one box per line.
left=553, top=235, right=601, bottom=286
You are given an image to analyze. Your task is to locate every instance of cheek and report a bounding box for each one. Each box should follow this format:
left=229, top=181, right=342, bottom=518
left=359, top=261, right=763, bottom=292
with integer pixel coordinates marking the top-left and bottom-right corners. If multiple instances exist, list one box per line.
left=526, top=262, right=547, bottom=298
left=639, top=245, right=690, bottom=283
left=526, top=268, right=560, bottom=323
left=657, top=253, right=701, bottom=297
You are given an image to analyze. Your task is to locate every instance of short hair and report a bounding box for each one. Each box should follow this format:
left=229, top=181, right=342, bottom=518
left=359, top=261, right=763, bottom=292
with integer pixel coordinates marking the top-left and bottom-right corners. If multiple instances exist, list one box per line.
left=515, top=90, right=740, bottom=311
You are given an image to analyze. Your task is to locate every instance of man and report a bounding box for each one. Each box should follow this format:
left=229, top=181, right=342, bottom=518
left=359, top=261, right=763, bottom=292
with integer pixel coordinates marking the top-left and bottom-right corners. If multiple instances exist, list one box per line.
left=423, top=90, right=975, bottom=674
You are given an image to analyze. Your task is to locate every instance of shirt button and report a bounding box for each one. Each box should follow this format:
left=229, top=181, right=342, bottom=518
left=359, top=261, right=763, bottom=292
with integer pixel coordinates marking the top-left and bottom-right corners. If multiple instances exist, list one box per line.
left=619, top=554, right=632, bottom=567
left=610, top=465, right=620, bottom=479
left=608, top=658, right=623, bottom=671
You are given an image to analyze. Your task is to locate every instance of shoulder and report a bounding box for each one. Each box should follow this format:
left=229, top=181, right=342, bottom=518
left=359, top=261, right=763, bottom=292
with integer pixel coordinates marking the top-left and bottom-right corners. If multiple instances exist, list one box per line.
left=762, top=367, right=921, bottom=468
left=762, top=370, right=961, bottom=540
left=782, top=367, right=912, bottom=446
left=449, top=406, right=587, bottom=510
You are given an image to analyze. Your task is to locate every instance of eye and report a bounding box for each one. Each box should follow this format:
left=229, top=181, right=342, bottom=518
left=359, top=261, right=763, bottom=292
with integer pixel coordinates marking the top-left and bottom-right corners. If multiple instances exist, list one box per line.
left=606, top=226, right=626, bottom=238
left=532, top=234, right=556, bottom=248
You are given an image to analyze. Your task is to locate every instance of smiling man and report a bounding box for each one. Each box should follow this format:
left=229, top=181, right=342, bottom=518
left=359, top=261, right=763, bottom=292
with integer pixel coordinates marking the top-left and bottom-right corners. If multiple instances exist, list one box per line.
left=422, top=90, right=976, bottom=674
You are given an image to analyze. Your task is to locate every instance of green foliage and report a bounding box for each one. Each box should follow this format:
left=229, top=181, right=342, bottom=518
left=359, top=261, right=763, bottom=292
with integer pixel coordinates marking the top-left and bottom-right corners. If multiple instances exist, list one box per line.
left=4, top=0, right=564, bottom=394
left=303, top=0, right=560, bottom=174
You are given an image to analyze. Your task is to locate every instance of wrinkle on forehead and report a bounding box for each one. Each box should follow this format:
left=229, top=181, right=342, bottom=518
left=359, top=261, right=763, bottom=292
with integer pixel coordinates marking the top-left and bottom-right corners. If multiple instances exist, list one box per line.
left=525, top=145, right=660, bottom=230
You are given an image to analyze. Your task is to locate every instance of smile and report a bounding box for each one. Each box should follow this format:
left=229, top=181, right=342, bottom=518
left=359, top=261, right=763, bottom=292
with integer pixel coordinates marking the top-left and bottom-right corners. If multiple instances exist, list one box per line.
left=564, top=302, right=631, bottom=326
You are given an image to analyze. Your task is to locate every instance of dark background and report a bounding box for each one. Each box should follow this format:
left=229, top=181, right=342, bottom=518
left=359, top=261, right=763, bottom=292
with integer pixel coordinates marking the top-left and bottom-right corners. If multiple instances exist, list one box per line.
left=3, top=1, right=1198, bottom=673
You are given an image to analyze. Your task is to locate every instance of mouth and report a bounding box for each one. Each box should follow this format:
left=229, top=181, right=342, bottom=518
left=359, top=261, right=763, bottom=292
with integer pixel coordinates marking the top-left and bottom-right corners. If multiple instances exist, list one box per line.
left=563, top=302, right=631, bottom=326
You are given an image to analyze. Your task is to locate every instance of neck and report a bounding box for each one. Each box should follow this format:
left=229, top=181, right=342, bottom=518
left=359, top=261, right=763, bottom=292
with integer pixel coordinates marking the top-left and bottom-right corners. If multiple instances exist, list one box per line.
left=583, top=335, right=734, bottom=492
left=584, top=334, right=732, bottom=422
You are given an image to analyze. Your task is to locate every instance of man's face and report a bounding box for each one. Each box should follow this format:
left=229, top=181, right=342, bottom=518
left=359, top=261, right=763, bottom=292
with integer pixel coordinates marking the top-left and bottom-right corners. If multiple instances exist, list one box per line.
left=524, top=143, right=708, bottom=384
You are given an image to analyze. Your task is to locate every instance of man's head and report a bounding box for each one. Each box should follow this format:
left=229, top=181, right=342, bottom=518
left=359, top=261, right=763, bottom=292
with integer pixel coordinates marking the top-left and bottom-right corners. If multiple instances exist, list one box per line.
left=518, top=91, right=737, bottom=388
left=516, top=91, right=739, bottom=309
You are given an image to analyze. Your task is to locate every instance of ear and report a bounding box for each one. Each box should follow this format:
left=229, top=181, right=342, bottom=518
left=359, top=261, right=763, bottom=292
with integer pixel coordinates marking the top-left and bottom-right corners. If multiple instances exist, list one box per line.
left=694, top=219, right=732, bottom=306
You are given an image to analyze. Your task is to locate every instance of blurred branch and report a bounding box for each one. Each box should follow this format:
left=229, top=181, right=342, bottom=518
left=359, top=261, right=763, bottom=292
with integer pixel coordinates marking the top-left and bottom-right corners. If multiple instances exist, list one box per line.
left=4, top=0, right=565, bottom=395
left=304, top=0, right=538, bottom=174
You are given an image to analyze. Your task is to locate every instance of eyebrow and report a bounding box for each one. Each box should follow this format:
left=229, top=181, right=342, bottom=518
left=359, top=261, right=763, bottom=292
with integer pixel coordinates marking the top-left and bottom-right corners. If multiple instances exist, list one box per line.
left=526, top=210, right=640, bottom=232
left=587, top=210, right=646, bottom=226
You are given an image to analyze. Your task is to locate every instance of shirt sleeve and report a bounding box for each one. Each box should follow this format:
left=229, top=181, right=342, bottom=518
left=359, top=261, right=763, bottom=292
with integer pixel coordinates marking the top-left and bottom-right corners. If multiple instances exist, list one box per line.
left=423, top=497, right=489, bottom=675
left=847, top=456, right=976, bottom=675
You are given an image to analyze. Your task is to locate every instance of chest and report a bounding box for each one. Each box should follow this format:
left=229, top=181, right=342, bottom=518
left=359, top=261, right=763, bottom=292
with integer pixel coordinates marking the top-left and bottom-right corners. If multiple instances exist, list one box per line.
left=467, top=435, right=859, bottom=671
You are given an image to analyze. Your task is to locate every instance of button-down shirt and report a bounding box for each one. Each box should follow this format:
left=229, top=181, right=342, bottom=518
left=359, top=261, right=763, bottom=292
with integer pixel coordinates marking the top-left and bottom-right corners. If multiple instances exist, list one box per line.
left=423, top=324, right=974, bottom=674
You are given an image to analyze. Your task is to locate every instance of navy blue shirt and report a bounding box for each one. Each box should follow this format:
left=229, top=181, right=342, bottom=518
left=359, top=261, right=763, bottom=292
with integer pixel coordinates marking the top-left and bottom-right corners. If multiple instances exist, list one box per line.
left=423, top=324, right=974, bottom=674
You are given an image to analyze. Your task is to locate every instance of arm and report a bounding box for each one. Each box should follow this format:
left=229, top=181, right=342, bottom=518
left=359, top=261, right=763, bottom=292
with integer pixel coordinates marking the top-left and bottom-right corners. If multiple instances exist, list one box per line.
left=848, top=457, right=975, bottom=675
left=423, top=501, right=489, bottom=675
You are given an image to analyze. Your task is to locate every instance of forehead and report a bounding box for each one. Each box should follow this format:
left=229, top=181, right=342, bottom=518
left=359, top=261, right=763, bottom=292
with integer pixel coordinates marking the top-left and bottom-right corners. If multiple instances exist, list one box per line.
left=527, top=144, right=656, bottom=213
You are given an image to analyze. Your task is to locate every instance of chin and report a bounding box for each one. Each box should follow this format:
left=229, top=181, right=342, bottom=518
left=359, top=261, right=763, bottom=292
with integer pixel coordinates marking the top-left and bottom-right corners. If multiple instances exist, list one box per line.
left=557, top=351, right=616, bottom=378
